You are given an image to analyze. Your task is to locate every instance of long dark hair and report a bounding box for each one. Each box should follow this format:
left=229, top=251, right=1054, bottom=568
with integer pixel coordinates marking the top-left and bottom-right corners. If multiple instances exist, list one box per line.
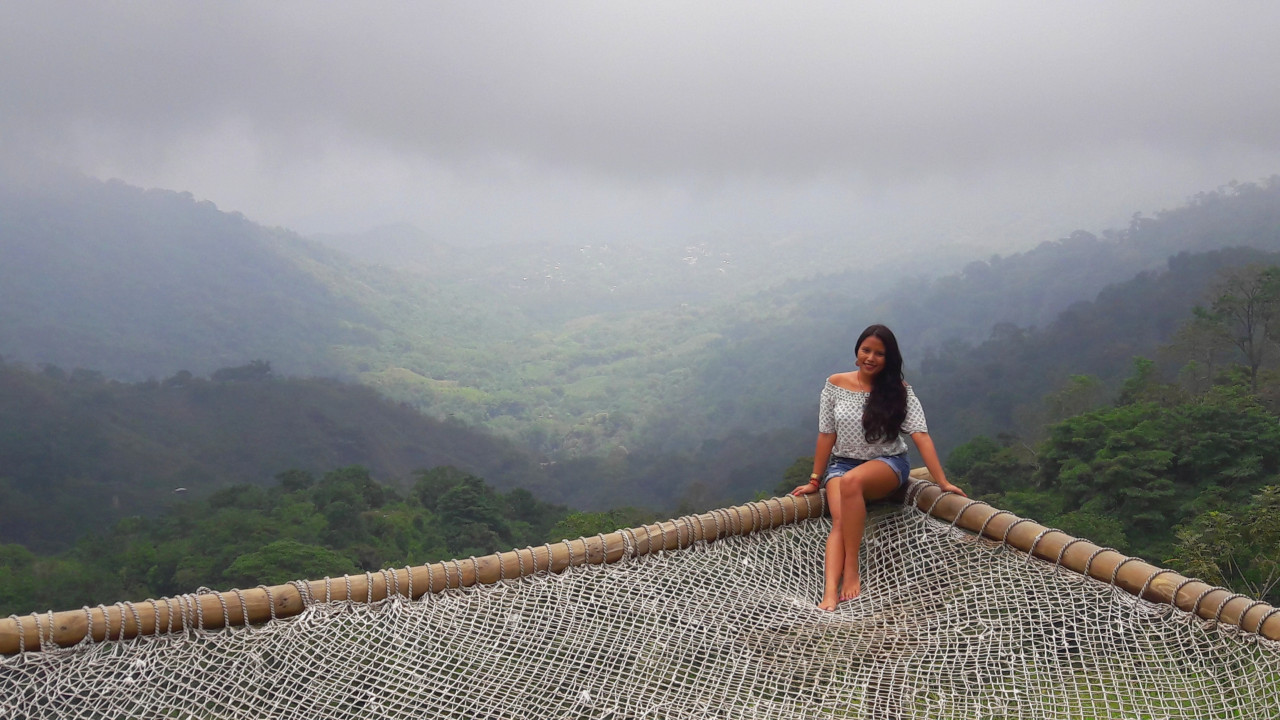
left=858, top=324, right=907, bottom=442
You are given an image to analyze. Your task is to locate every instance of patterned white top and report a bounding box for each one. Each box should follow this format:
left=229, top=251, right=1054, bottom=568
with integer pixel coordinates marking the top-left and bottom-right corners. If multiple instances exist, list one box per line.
left=817, top=381, right=929, bottom=459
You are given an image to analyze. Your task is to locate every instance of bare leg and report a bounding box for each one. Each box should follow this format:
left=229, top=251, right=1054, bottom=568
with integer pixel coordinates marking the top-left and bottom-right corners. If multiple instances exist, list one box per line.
left=818, top=479, right=844, bottom=611
left=835, top=461, right=901, bottom=601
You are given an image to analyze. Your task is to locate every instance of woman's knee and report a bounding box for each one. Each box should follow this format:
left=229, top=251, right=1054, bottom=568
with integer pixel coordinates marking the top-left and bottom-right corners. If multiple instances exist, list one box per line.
left=834, top=473, right=867, bottom=498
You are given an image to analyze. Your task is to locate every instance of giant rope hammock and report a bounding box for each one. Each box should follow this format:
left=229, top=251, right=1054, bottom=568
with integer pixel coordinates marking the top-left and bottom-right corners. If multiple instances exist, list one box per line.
left=3, top=472, right=1279, bottom=719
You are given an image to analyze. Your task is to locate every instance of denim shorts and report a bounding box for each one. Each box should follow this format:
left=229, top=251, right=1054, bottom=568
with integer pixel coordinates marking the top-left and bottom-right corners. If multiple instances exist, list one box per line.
left=822, top=453, right=910, bottom=490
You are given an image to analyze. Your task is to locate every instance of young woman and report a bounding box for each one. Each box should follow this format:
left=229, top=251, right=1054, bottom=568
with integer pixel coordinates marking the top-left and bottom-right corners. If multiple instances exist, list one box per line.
left=791, top=324, right=964, bottom=610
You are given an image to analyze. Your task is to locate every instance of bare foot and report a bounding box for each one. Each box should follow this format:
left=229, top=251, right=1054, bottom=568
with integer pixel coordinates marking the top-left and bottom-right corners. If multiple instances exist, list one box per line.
left=839, top=576, right=861, bottom=602
left=818, top=592, right=839, bottom=611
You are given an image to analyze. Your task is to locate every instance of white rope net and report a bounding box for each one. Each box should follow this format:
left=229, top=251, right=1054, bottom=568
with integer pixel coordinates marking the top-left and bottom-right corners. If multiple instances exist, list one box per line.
left=4, top=499, right=1280, bottom=719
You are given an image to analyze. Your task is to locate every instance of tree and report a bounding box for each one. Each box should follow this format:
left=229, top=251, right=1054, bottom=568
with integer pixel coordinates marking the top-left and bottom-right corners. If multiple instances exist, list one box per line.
left=946, top=435, right=1036, bottom=498
left=276, top=469, right=315, bottom=493
left=162, top=370, right=194, bottom=388
left=1169, top=486, right=1280, bottom=604
left=436, top=483, right=512, bottom=553
left=547, top=508, right=656, bottom=542
left=1044, top=375, right=1106, bottom=423
left=1055, top=508, right=1128, bottom=550
left=1115, top=357, right=1183, bottom=407
left=313, top=466, right=387, bottom=512
left=412, top=466, right=478, bottom=512
left=1032, top=376, right=1280, bottom=562
left=1203, top=264, right=1280, bottom=393
left=1160, top=313, right=1232, bottom=396
left=225, top=540, right=359, bottom=587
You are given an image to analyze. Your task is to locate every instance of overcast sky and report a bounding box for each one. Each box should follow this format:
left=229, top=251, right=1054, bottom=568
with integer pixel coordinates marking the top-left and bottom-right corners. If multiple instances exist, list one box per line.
left=3, top=1, right=1279, bottom=252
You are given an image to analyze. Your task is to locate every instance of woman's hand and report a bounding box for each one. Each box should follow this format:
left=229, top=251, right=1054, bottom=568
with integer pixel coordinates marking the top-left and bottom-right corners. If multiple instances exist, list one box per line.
left=910, top=432, right=966, bottom=498
left=790, top=482, right=820, bottom=496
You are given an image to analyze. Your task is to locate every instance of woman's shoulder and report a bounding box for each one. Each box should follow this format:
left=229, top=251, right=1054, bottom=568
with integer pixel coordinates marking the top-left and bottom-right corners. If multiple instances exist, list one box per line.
left=825, top=372, right=850, bottom=386
left=825, top=373, right=865, bottom=393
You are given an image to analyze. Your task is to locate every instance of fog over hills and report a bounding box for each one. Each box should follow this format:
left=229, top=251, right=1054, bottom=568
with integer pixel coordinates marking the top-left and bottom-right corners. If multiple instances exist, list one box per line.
left=0, top=172, right=370, bottom=378
left=0, top=171, right=525, bottom=381
left=308, top=223, right=981, bottom=324
left=4, top=171, right=1280, bottom=505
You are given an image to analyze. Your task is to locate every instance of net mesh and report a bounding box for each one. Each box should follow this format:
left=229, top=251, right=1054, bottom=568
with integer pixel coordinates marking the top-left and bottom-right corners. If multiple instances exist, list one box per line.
left=4, top=501, right=1279, bottom=719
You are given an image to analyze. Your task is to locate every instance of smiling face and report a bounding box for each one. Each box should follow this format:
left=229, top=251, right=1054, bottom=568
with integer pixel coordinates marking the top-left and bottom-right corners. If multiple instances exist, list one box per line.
left=856, top=335, right=887, bottom=378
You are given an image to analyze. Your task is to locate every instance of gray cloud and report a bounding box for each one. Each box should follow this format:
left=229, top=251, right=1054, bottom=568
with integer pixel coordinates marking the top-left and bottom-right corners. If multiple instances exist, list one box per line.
left=3, top=1, right=1279, bottom=244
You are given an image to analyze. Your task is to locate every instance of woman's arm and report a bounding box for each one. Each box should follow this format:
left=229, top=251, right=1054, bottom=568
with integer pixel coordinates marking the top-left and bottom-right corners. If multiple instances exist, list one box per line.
left=910, top=431, right=966, bottom=496
left=792, top=432, right=837, bottom=495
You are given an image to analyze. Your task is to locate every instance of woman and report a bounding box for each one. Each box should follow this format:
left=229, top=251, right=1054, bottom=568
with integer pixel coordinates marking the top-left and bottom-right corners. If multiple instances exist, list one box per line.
left=791, top=324, right=964, bottom=610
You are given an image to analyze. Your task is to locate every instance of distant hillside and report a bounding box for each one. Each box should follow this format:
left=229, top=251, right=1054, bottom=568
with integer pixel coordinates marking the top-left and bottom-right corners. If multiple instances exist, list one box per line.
left=880, top=178, right=1280, bottom=350
left=638, top=179, right=1280, bottom=454
left=4, top=169, right=1280, bottom=504
left=0, top=360, right=550, bottom=552
left=912, top=245, right=1280, bottom=447
left=0, top=171, right=517, bottom=381
left=0, top=169, right=952, bottom=461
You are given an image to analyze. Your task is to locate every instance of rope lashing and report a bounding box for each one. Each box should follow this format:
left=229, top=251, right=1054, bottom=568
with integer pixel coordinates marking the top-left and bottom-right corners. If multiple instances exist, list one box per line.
left=999, top=518, right=1036, bottom=549
left=977, top=510, right=1016, bottom=539
left=1025, top=528, right=1065, bottom=566
left=8, top=615, right=23, bottom=655
left=257, top=585, right=277, bottom=622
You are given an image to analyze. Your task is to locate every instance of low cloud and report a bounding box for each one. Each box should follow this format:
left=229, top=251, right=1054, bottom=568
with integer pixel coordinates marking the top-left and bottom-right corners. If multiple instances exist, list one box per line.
left=3, top=1, right=1278, bottom=245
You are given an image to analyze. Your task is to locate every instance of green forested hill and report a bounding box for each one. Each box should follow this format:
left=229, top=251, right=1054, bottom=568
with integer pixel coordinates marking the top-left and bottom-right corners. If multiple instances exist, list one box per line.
left=0, top=463, right=663, bottom=616
left=945, top=377, right=1280, bottom=607
left=638, top=180, right=1280, bottom=456
left=0, top=355, right=805, bottom=553
left=947, top=361, right=1280, bottom=605
left=0, top=360, right=550, bottom=552
left=912, top=246, right=1280, bottom=448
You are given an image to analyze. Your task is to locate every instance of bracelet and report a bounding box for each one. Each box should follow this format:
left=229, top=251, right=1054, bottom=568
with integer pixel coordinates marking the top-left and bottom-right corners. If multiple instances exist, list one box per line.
left=808, top=473, right=821, bottom=486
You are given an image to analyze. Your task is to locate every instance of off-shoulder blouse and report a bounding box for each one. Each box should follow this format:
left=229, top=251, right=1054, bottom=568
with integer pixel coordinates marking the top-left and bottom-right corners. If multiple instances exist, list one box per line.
left=817, top=381, right=928, bottom=459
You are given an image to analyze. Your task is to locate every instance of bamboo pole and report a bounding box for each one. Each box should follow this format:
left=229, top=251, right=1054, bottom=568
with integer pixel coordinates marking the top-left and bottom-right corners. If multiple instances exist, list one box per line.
left=907, top=469, right=1280, bottom=642
left=0, top=491, right=828, bottom=655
